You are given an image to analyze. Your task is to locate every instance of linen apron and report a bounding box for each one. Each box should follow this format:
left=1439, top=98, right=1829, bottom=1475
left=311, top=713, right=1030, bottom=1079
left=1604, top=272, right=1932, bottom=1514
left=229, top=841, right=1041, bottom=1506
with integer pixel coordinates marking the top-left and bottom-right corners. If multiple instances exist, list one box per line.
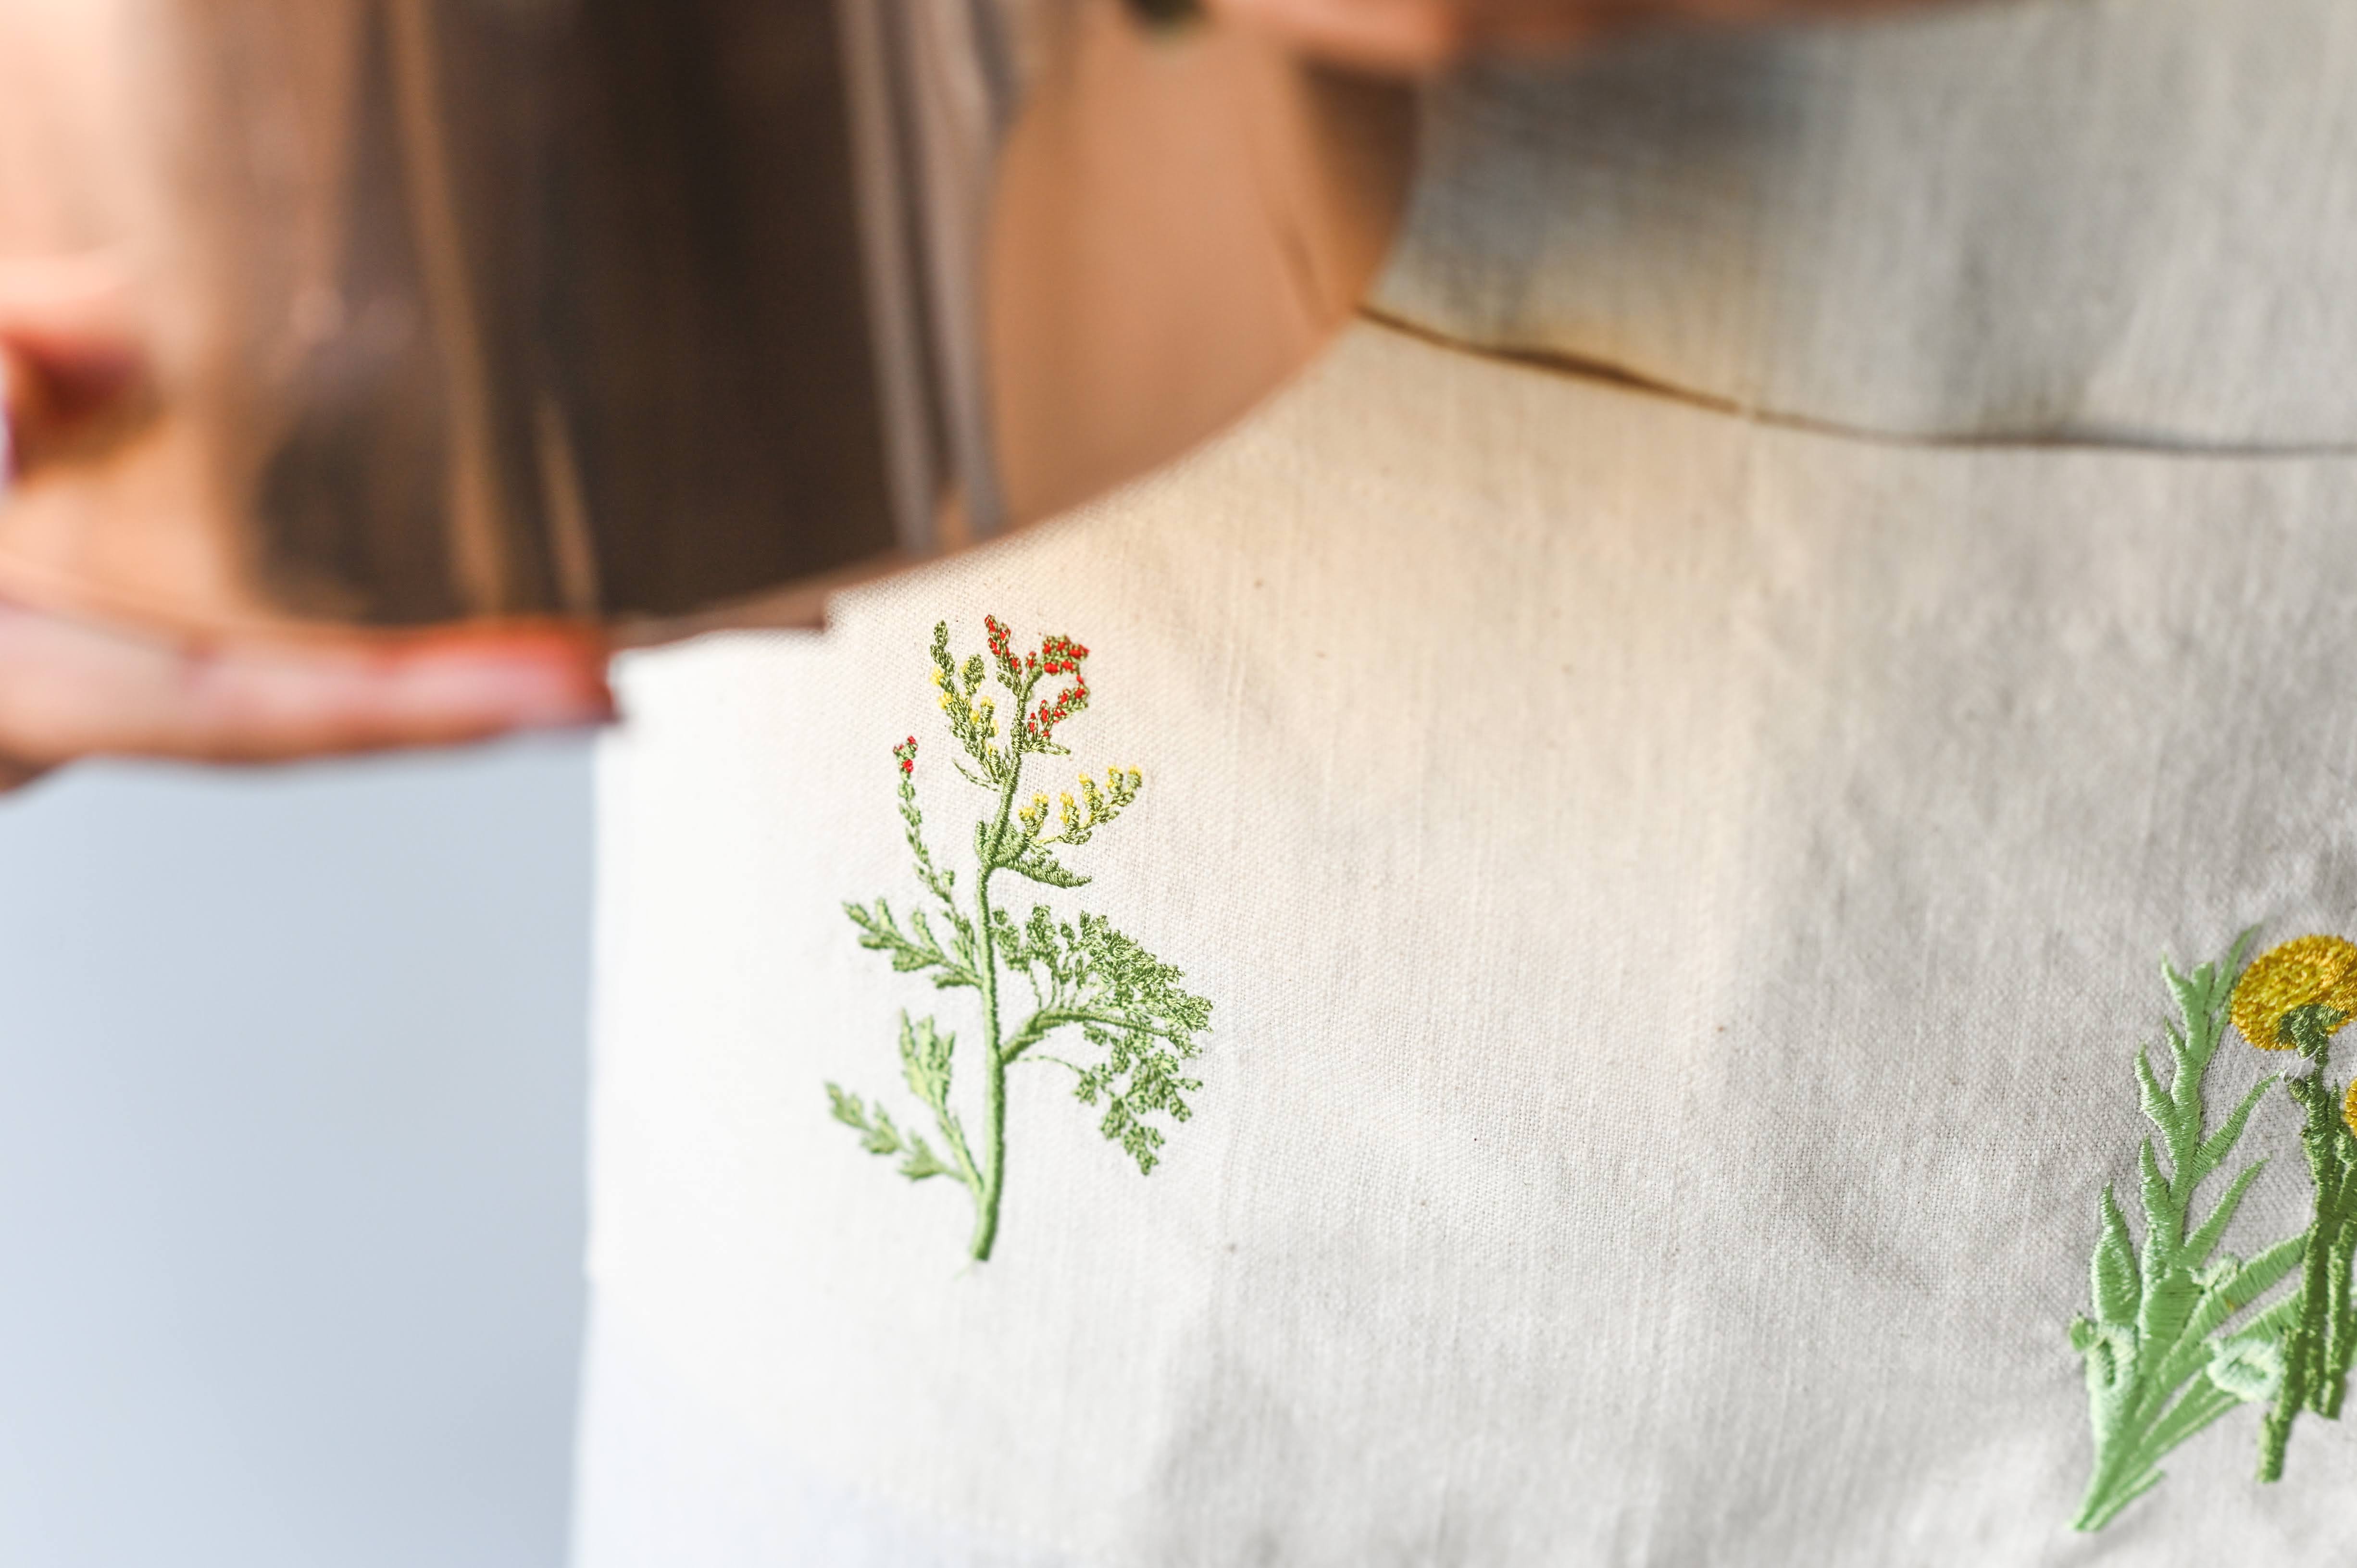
left=574, top=1, right=2357, bottom=1560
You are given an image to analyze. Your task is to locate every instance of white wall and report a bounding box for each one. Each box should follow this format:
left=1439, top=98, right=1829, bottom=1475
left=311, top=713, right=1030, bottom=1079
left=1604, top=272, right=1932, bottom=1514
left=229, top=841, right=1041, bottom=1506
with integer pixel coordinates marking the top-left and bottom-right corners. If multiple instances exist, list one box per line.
left=0, top=740, right=592, bottom=1568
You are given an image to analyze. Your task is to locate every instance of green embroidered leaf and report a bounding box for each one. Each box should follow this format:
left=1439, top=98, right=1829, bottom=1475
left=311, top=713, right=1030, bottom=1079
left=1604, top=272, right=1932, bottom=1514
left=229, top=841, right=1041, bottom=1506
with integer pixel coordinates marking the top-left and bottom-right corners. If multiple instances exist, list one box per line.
left=899, top=1013, right=954, bottom=1112
left=1003, top=844, right=1091, bottom=890
left=2163, top=963, right=2203, bottom=1035
left=2073, top=1468, right=2166, bottom=1534
left=1079, top=914, right=1212, bottom=1026
left=896, top=1136, right=954, bottom=1182
left=827, top=1082, right=964, bottom=1185
left=1074, top=1025, right=1204, bottom=1175
left=2075, top=1316, right=2137, bottom=1407
left=2209, top=1328, right=2288, bottom=1404
left=2147, top=1236, right=2307, bottom=1402
left=846, top=898, right=980, bottom=990
left=2133, top=1295, right=2304, bottom=1489
left=2182, top=1160, right=2268, bottom=1268
left=2137, top=1140, right=2181, bottom=1264
left=2193, top=1077, right=2276, bottom=1189
left=2095, top=1186, right=2142, bottom=1325
left=2072, top=933, right=2311, bottom=1531
left=1003, top=915, right=1212, bottom=1170
left=827, top=1083, right=895, bottom=1151
left=2139, top=1267, right=2203, bottom=1354
left=2135, top=1049, right=2182, bottom=1148
left=2225, top=1235, right=2319, bottom=1311
left=1056, top=919, right=1212, bottom=1174
left=2123, top=1377, right=2241, bottom=1487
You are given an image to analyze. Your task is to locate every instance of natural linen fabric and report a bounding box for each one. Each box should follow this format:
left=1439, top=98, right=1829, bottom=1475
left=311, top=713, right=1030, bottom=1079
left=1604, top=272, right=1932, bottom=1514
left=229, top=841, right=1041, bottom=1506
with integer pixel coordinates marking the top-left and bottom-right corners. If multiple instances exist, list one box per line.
left=1378, top=0, right=2357, bottom=447
left=573, top=3, right=2357, bottom=1563
left=575, top=322, right=2357, bottom=1563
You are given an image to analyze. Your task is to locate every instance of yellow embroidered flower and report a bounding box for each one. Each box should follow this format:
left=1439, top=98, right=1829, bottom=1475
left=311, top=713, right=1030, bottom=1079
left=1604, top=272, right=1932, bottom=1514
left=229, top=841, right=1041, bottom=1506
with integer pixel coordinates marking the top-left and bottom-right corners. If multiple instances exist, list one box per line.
left=2345, top=1075, right=2357, bottom=1139
left=2232, top=935, right=2357, bottom=1051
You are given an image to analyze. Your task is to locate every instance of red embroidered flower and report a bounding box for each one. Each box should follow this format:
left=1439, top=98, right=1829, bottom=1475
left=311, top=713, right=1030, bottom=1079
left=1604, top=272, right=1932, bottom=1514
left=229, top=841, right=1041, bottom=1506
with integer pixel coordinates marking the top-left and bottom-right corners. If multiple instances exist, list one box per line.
left=978, top=618, right=1093, bottom=742
left=984, top=615, right=1019, bottom=683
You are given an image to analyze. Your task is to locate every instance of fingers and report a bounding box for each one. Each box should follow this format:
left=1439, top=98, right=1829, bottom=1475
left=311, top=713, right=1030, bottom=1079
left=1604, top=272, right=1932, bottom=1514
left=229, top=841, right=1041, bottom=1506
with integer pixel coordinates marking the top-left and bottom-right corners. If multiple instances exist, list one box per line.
left=0, top=252, right=136, bottom=348
left=0, top=253, right=150, bottom=476
left=1205, top=0, right=1939, bottom=71
left=1207, top=0, right=1628, bottom=71
left=0, top=255, right=612, bottom=785
left=1208, top=0, right=1476, bottom=72
left=163, top=629, right=618, bottom=762
left=0, top=753, right=50, bottom=794
left=0, top=602, right=614, bottom=782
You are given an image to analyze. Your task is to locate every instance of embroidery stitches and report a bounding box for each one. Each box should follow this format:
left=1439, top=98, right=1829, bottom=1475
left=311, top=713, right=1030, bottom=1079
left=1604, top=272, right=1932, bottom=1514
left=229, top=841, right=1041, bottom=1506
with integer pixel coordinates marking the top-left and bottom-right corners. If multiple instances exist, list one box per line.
left=2231, top=935, right=2357, bottom=1480
left=2067, top=929, right=2357, bottom=1528
left=2070, top=934, right=2305, bottom=1531
left=827, top=617, right=1212, bottom=1261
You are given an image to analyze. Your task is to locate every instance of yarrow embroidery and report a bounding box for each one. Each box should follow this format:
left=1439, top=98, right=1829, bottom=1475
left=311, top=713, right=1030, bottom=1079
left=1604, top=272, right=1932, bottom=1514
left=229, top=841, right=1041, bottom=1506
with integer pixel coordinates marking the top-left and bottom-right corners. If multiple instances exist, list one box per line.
left=2070, top=931, right=2357, bottom=1529
left=827, top=617, right=1213, bottom=1261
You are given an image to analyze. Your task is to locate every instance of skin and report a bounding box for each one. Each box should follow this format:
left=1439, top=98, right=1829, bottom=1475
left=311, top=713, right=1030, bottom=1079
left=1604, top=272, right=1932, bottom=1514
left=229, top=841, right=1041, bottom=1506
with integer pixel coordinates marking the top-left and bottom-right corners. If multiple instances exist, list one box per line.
left=1210, top=0, right=1942, bottom=72
left=0, top=254, right=613, bottom=788
left=0, top=0, right=1945, bottom=789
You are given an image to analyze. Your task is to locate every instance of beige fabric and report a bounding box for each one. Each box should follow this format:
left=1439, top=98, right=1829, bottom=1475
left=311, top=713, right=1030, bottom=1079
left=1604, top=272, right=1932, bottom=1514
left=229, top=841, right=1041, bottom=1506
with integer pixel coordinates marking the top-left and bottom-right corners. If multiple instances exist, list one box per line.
left=1377, top=0, right=2357, bottom=446
left=575, top=6, right=2357, bottom=1562
left=576, top=320, right=2357, bottom=1563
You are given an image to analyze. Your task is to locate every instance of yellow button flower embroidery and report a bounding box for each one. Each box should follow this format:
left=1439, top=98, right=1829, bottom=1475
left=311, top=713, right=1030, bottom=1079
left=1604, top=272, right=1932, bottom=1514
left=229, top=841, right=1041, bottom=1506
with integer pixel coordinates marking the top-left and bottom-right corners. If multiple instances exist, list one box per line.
left=2079, top=930, right=2357, bottom=1522
left=2231, top=934, right=2357, bottom=1051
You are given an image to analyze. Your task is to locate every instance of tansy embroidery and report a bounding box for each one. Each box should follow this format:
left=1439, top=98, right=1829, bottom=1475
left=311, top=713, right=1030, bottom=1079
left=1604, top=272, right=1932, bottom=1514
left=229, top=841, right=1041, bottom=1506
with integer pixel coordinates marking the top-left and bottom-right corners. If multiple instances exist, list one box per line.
left=2070, top=931, right=2357, bottom=1530
left=2232, top=935, right=2357, bottom=1479
left=826, top=617, right=1212, bottom=1261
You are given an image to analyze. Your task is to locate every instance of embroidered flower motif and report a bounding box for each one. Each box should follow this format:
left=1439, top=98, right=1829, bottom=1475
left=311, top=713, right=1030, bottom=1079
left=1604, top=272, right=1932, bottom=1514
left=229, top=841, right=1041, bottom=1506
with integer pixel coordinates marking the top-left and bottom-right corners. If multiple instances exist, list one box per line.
left=2232, top=935, right=2357, bottom=1052
left=2067, top=926, right=2357, bottom=1528
left=830, top=618, right=1211, bottom=1262
left=2209, top=932, right=2357, bottom=1485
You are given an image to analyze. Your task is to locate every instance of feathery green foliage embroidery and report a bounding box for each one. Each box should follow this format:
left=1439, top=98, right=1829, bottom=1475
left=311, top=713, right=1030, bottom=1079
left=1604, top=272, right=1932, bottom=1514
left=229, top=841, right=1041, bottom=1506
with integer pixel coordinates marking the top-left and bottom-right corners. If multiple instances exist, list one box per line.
left=2070, top=933, right=2308, bottom=1531
left=828, top=617, right=1212, bottom=1260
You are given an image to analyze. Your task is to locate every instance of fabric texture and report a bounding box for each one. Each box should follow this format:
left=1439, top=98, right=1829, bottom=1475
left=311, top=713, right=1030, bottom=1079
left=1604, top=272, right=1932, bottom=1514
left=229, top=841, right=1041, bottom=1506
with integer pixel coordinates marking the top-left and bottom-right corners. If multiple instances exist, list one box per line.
left=1376, top=0, right=2357, bottom=446
left=575, top=3, right=2357, bottom=1562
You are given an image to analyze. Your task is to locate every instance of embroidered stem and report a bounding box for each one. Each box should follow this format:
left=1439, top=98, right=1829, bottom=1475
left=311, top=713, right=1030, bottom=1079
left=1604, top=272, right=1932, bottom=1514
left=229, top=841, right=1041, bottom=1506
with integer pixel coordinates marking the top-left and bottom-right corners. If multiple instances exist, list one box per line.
left=2258, top=1007, right=2357, bottom=1479
left=968, top=738, right=1029, bottom=1262
left=2328, top=1190, right=2357, bottom=1410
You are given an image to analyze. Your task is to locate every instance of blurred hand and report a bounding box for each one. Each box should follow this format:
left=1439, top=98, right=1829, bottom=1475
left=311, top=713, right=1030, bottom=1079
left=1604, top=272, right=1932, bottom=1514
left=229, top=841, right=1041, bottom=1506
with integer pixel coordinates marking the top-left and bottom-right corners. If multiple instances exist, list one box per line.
left=0, top=256, right=612, bottom=792
left=1208, top=0, right=1942, bottom=72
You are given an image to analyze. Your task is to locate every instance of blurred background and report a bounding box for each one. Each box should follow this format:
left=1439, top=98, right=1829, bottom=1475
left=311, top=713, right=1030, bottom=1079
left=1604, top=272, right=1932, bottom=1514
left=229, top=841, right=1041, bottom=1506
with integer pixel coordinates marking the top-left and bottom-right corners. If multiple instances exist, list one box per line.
left=0, top=739, right=594, bottom=1567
